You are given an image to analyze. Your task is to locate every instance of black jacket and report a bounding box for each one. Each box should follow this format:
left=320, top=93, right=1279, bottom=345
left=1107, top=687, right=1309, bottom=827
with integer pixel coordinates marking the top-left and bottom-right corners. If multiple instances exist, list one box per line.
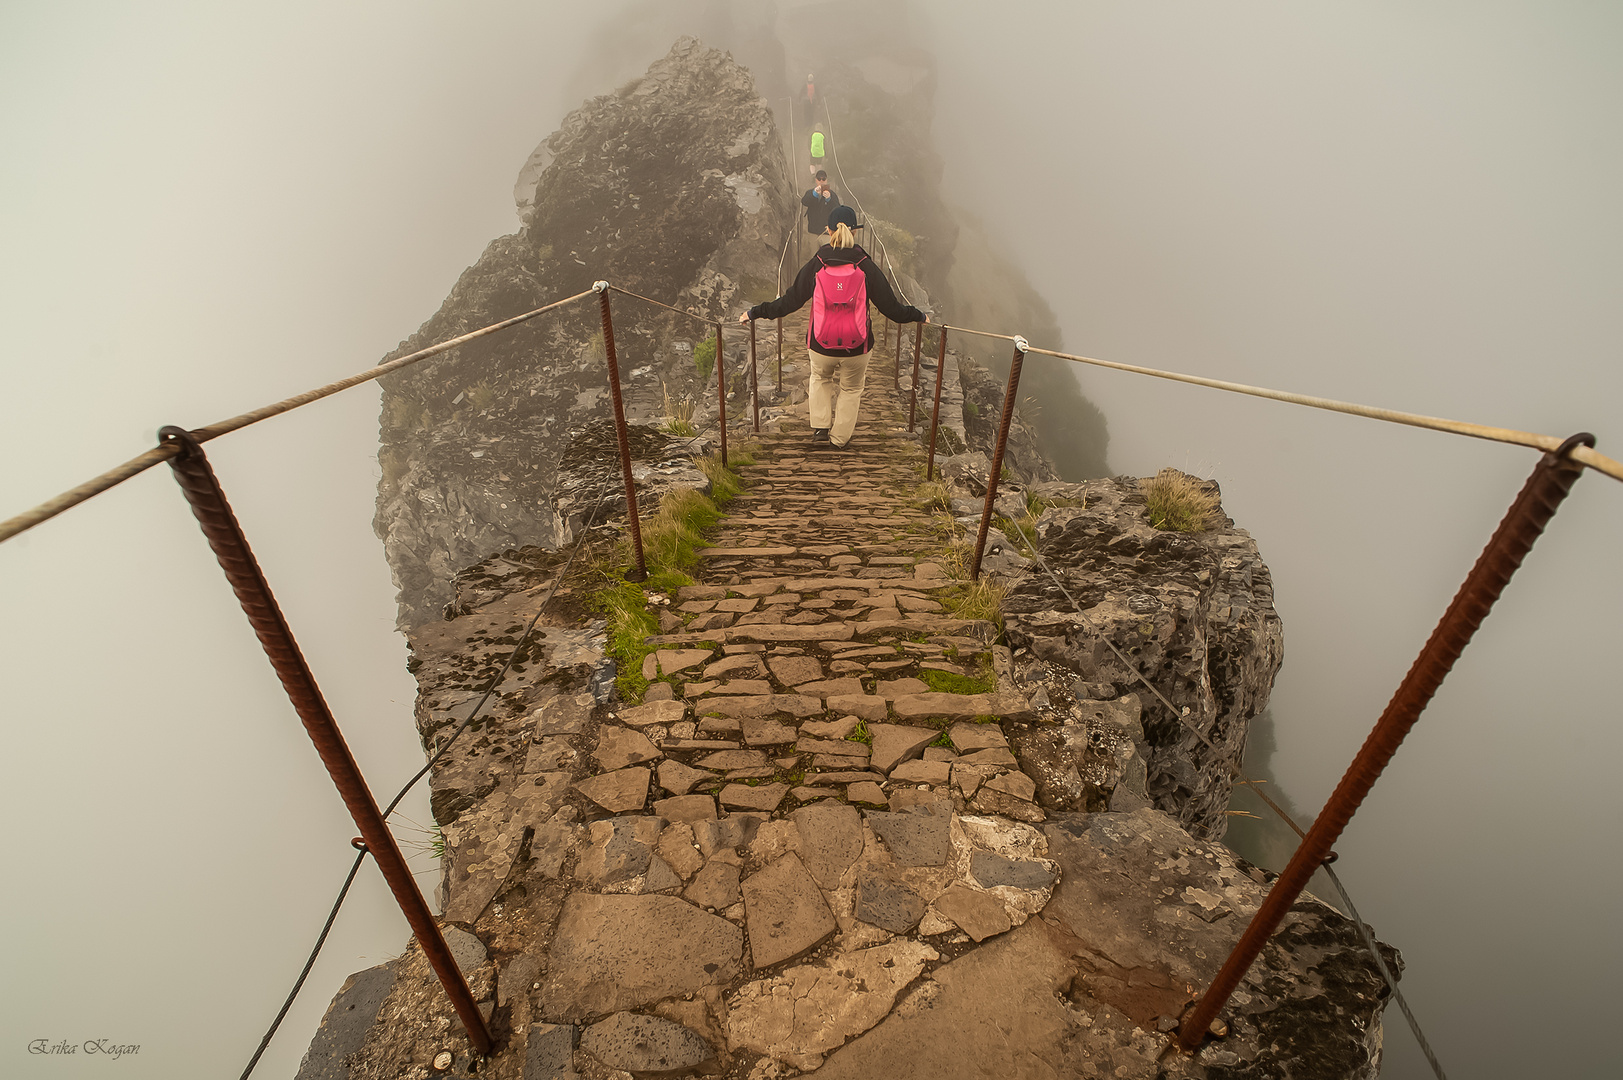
left=801, top=187, right=841, bottom=233
left=748, top=244, right=926, bottom=357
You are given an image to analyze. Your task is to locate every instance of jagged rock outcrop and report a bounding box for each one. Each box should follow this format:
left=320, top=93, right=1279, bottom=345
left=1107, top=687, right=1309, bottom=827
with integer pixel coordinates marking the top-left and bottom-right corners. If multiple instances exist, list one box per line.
left=954, top=353, right=1060, bottom=486
left=1000, top=474, right=1284, bottom=840
left=375, top=37, right=791, bottom=627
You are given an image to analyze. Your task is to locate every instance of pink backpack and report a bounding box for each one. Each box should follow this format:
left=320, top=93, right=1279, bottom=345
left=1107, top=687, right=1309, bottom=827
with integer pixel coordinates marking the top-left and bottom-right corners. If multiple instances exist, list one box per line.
left=810, top=255, right=869, bottom=350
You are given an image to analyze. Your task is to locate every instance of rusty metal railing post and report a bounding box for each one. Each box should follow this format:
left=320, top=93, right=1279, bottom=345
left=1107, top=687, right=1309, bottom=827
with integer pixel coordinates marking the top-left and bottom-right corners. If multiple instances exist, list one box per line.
left=925, top=327, right=948, bottom=481
left=156, top=426, right=495, bottom=1058
left=713, top=322, right=728, bottom=468
left=593, top=283, right=648, bottom=582
left=1178, top=432, right=1596, bottom=1052
left=776, top=318, right=783, bottom=389
left=969, top=336, right=1029, bottom=580
left=895, top=318, right=908, bottom=389
left=908, top=321, right=924, bottom=431
left=750, top=318, right=760, bottom=434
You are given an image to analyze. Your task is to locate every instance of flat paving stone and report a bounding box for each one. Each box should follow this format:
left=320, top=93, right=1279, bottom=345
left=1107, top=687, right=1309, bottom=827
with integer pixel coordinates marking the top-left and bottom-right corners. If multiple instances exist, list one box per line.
left=889, top=759, right=952, bottom=786
left=730, top=623, right=855, bottom=643
left=796, top=737, right=868, bottom=758
left=789, top=802, right=864, bottom=889
left=581, top=1012, right=713, bottom=1075
left=801, top=716, right=861, bottom=740
left=956, top=747, right=1019, bottom=768
left=854, top=872, right=927, bottom=933
left=875, top=677, right=931, bottom=698
left=522, top=1022, right=577, bottom=1080
left=685, top=859, right=743, bottom=910
left=652, top=794, right=718, bottom=824
left=593, top=726, right=660, bottom=771
left=825, top=694, right=887, bottom=721
left=970, top=850, right=1058, bottom=890
left=867, top=723, right=940, bottom=773
left=846, top=781, right=888, bottom=806
left=709, top=679, right=774, bottom=696
left=931, top=884, right=1013, bottom=942
left=797, top=677, right=867, bottom=697
left=767, top=655, right=824, bottom=685
left=574, top=768, right=650, bottom=813
left=697, top=749, right=771, bottom=770
left=948, top=722, right=1010, bottom=751
left=656, top=648, right=716, bottom=675
left=539, top=893, right=743, bottom=1021
left=741, top=718, right=799, bottom=745
left=866, top=808, right=952, bottom=867
left=719, top=782, right=790, bottom=813
left=698, top=694, right=824, bottom=718
left=742, top=852, right=837, bottom=969
left=984, top=770, right=1038, bottom=802
left=703, top=654, right=765, bottom=679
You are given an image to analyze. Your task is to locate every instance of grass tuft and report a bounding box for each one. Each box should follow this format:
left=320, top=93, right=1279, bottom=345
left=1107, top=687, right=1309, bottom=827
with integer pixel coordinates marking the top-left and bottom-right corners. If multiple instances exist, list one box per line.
left=693, top=337, right=717, bottom=380
left=589, top=453, right=747, bottom=702
left=942, top=577, right=1006, bottom=626
left=917, top=663, right=996, bottom=695
left=1142, top=468, right=1219, bottom=533
left=912, top=481, right=951, bottom=513
left=662, top=381, right=697, bottom=437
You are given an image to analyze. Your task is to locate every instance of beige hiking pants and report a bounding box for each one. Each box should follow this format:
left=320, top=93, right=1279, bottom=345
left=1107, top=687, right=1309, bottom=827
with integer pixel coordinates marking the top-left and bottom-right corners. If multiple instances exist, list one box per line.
left=808, top=349, right=871, bottom=447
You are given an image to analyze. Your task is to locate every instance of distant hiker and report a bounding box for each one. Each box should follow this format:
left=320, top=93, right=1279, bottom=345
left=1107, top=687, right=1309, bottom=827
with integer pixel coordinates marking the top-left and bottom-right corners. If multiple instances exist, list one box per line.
left=802, top=73, right=817, bottom=124
left=740, top=205, right=927, bottom=450
left=809, top=124, right=826, bottom=177
left=801, top=171, right=841, bottom=234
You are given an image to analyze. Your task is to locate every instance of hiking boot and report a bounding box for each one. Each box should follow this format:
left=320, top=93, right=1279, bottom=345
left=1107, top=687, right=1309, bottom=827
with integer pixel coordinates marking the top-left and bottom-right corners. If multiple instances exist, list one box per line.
left=810, top=428, right=830, bottom=448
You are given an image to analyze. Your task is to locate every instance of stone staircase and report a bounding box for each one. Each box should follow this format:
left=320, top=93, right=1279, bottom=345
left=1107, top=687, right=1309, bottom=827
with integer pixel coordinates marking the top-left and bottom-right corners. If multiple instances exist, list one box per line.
left=308, top=321, right=1389, bottom=1080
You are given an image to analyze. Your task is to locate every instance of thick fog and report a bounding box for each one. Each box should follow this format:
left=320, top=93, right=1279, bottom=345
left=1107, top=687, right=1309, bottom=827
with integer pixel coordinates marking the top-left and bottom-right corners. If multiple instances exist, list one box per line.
left=2, top=3, right=1618, bottom=1079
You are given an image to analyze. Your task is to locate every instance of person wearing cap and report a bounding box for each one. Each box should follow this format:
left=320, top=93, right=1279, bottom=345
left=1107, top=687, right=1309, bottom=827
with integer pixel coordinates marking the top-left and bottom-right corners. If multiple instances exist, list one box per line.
left=740, top=205, right=928, bottom=450
left=801, top=171, right=840, bottom=235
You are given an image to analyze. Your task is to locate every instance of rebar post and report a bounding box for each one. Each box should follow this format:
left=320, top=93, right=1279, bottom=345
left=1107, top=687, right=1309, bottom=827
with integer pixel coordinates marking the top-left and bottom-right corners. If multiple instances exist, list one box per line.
left=1178, top=432, right=1596, bottom=1052
left=969, top=337, right=1029, bottom=580
left=714, top=322, right=728, bottom=468
left=776, top=318, right=783, bottom=389
left=925, top=327, right=949, bottom=481
left=892, top=319, right=900, bottom=391
left=750, top=319, right=760, bottom=434
left=158, top=426, right=495, bottom=1057
left=594, top=283, right=648, bottom=582
left=908, top=321, right=924, bottom=431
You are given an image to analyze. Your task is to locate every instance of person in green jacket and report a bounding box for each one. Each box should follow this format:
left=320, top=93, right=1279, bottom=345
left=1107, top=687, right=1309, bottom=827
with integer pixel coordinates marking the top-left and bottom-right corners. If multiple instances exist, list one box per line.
left=809, top=125, right=825, bottom=178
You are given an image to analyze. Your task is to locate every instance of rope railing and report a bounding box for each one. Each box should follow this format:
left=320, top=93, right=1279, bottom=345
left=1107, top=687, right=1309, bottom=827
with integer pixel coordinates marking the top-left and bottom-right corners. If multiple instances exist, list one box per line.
left=933, top=321, right=1623, bottom=484
left=0, top=288, right=599, bottom=544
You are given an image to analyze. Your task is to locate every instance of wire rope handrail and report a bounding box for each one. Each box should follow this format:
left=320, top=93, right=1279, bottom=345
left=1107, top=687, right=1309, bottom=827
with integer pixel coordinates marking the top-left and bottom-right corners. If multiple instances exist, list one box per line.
left=820, top=95, right=914, bottom=307
left=933, top=322, right=1623, bottom=483
left=0, top=289, right=599, bottom=544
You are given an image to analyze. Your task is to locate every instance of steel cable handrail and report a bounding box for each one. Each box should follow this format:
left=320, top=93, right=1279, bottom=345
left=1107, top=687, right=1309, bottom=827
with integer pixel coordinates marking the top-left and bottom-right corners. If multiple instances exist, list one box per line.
left=936, top=322, right=1623, bottom=483
left=0, top=289, right=599, bottom=543
left=820, top=95, right=914, bottom=307
left=1001, top=510, right=1447, bottom=1078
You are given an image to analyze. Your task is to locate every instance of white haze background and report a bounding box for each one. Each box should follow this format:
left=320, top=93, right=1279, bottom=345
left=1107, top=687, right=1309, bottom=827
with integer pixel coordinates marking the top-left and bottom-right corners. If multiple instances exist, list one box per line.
left=2, top=3, right=1618, bottom=1078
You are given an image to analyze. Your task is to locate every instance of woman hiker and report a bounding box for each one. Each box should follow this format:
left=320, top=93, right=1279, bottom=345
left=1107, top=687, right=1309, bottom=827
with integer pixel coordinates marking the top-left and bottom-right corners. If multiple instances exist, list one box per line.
left=740, top=205, right=928, bottom=450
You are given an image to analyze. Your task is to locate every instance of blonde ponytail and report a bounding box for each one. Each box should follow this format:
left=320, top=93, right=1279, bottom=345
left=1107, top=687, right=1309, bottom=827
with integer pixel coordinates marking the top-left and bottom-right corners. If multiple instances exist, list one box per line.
left=828, top=222, right=856, bottom=249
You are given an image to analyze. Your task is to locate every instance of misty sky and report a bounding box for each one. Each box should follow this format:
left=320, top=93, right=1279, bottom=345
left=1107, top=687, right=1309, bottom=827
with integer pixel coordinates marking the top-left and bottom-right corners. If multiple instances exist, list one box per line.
left=3, top=3, right=1619, bottom=1079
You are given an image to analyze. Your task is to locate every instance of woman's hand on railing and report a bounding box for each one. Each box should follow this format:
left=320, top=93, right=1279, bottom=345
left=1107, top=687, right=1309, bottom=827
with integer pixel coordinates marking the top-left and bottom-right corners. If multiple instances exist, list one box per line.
left=737, top=312, right=752, bottom=323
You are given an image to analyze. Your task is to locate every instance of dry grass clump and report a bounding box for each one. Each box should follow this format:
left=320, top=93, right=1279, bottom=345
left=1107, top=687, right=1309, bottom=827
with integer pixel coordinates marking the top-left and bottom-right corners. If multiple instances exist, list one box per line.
left=1143, top=468, right=1219, bottom=533
left=912, top=481, right=951, bottom=512
left=662, top=381, right=697, bottom=437
left=945, top=576, right=1007, bottom=624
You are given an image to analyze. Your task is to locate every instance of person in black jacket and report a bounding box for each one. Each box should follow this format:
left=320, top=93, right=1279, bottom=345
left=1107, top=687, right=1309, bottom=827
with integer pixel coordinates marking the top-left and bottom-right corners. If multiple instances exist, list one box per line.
left=741, top=205, right=927, bottom=449
left=801, top=171, right=840, bottom=234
